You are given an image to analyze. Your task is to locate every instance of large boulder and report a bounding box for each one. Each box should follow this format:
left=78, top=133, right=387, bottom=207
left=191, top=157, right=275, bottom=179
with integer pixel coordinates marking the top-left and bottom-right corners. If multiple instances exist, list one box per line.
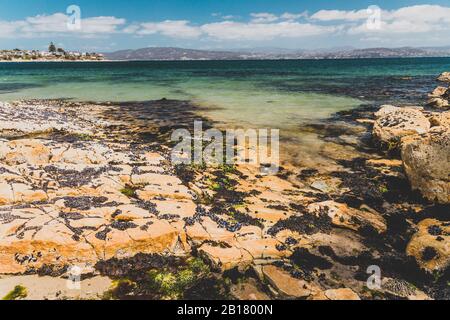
left=373, top=105, right=430, bottom=148
left=401, top=127, right=450, bottom=204
left=437, top=72, right=450, bottom=82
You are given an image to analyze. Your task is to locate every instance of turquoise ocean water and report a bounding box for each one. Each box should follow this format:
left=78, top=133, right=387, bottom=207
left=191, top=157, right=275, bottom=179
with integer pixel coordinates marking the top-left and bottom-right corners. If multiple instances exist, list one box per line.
left=1, top=58, right=449, bottom=166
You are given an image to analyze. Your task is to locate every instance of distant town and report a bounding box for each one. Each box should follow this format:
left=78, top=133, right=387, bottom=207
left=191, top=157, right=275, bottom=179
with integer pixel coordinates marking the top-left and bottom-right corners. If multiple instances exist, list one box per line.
left=0, top=42, right=105, bottom=62
left=2, top=44, right=450, bottom=62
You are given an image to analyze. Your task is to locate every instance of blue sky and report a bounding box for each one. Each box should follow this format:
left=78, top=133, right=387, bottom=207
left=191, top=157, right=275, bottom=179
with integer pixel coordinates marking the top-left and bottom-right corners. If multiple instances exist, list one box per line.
left=1, top=0, right=450, bottom=51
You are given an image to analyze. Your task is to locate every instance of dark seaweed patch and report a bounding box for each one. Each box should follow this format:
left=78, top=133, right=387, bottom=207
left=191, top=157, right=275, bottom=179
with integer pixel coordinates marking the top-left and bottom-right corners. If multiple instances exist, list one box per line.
left=62, top=196, right=108, bottom=210
left=268, top=212, right=332, bottom=236
left=290, top=248, right=333, bottom=271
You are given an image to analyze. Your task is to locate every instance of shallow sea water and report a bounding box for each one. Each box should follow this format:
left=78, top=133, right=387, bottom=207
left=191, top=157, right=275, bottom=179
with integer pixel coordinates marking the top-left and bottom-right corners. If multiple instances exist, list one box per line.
left=1, top=58, right=449, bottom=167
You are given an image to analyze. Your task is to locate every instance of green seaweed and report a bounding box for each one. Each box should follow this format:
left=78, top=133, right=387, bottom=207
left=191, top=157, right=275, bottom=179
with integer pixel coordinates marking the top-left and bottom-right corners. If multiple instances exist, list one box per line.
left=2, top=285, right=28, bottom=300
left=120, top=185, right=139, bottom=198
left=145, top=258, right=210, bottom=299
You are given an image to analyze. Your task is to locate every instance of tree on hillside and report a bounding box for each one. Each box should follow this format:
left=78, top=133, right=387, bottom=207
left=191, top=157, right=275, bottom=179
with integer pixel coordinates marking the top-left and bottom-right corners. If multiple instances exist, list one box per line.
left=48, top=42, right=56, bottom=53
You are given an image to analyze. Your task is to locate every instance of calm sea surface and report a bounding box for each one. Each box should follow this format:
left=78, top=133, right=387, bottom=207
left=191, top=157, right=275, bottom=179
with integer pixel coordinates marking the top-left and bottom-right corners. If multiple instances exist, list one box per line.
left=1, top=58, right=449, bottom=166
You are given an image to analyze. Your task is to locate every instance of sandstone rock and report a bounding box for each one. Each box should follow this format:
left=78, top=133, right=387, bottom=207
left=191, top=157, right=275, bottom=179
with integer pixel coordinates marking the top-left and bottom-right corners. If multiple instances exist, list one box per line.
left=112, top=204, right=155, bottom=220
left=2, top=140, right=51, bottom=166
left=50, top=144, right=108, bottom=164
left=86, top=218, right=182, bottom=261
left=373, top=105, right=430, bottom=147
left=308, top=201, right=387, bottom=233
left=199, top=217, right=235, bottom=243
left=0, top=275, right=112, bottom=300
left=137, top=183, right=192, bottom=201
left=428, top=86, right=448, bottom=98
left=0, top=224, right=97, bottom=274
left=237, top=238, right=289, bottom=260
left=262, top=265, right=315, bottom=299
left=429, top=111, right=450, bottom=129
left=401, top=128, right=450, bottom=204
left=143, top=152, right=164, bottom=165
left=185, top=223, right=209, bottom=245
left=0, top=182, right=14, bottom=205
left=428, top=97, right=449, bottom=108
left=0, top=101, right=95, bottom=136
left=131, top=173, right=180, bottom=186
left=437, top=72, right=450, bottom=82
left=406, top=219, right=450, bottom=272
left=235, top=226, right=263, bottom=241
left=198, top=243, right=253, bottom=272
left=11, top=183, right=48, bottom=203
left=323, top=288, right=361, bottom=300
left=152, top=199, right=196, bottom=219
left=230, top=279, right=270, bottom=300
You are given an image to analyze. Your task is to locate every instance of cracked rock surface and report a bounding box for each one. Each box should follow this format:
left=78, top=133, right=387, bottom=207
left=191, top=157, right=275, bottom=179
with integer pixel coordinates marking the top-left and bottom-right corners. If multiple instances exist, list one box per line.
left=0, top=96, right=448, bottom=300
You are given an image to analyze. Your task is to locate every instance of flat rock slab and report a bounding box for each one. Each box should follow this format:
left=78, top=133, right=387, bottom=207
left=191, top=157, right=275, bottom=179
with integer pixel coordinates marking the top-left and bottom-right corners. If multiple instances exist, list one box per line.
left=0, top=104, right=197, bottom=274
left=0, top=275, right=112, bottom=300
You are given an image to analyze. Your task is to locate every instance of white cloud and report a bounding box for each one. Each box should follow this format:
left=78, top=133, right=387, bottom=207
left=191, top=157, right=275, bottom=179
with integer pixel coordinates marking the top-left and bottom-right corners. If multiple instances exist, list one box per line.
left=0, top=21, right=27, bottom=38
left=387, top=5, right=450, bottom=23
left=137, top=20, right=202, bottom=39
left=0, top=13, right=126, bottom=39
left=250, top=13, right=279, bottom=23
left=81, top=16, right=126, bottom=33
left=347, top=5, right=450, bottom=35
left=311, top=9, right=370, bottom=21
left=24, top=14, right=69, bottom=33
left=249, top=12, right=308, bottom=23
left=280, top=12, right=308, bottom=21
left=201, top=21, right=333, bottom=41
left=2, top=5, right=450, bottom=47
left=312, top=5, right=450, bottom=36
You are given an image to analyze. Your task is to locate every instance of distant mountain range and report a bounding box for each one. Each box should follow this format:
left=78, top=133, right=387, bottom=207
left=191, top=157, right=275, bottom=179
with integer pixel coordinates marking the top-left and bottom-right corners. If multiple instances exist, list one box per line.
left=104, top=46, right=450, bottom=61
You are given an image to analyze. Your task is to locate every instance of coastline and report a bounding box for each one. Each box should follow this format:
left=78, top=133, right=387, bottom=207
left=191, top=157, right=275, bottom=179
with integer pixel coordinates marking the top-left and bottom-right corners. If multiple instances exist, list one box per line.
left=0, top=73, right=449, bottom=300
left=0, top=60, right=112, bottom=63
left=2, top=56, right=450, bottom=63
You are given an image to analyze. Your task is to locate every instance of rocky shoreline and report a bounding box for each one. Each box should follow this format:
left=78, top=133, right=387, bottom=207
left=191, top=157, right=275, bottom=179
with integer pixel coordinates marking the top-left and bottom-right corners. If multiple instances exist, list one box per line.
left=0, top=73, right=449, bottom=300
